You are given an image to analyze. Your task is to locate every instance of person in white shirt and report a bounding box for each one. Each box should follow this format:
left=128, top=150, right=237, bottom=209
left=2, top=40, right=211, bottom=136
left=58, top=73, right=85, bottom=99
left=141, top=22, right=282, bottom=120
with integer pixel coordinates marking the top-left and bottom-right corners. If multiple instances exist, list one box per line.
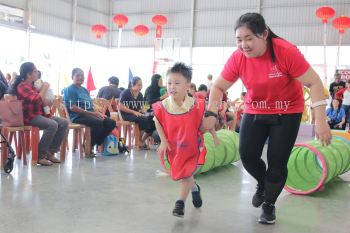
left=207, top=74, right=213, bottom=92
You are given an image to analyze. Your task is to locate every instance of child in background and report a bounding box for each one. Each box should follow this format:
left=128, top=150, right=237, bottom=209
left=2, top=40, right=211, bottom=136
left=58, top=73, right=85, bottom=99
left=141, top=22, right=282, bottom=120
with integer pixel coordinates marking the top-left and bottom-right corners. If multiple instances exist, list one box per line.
left=33, top=71, right=55, bottom=116
left=153, top=63, right=219, bottom=218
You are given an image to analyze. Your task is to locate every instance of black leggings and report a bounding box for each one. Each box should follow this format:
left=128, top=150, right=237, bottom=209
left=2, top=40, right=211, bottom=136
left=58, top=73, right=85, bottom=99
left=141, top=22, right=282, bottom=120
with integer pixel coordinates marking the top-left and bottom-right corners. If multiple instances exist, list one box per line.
left=73, top=115, right=116, bottom=147
left=239, top=113, right=302, bottom=204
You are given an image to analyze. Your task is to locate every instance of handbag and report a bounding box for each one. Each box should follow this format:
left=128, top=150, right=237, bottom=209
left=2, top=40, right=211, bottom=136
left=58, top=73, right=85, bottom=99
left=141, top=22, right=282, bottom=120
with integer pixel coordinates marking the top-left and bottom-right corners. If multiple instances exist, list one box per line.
left=253, top=114, right=282, bottom=125
left=0, top=100, right=24, bottom=127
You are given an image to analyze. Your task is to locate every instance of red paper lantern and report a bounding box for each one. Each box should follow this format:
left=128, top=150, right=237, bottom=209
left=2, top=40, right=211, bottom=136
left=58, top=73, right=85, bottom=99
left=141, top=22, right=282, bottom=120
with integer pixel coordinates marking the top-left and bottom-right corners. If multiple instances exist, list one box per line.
left=91, top=24, right=107, bottom=39
left=152, top=15, right=167, bottom=26
left=152, top=15, right=167, bottom=38
left=333, top=16, right=350, bottom=34
left=134, top=25, right=149, bottom=36
left=113, top=14, right=128, bottom=29
left=316, top=6, right=335, bottom=23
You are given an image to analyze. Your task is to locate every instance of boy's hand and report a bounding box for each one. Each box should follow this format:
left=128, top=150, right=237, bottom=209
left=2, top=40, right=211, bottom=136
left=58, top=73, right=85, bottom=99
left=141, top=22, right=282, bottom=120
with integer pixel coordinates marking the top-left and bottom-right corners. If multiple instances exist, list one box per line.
left=157, top=141, right=171, bottom=157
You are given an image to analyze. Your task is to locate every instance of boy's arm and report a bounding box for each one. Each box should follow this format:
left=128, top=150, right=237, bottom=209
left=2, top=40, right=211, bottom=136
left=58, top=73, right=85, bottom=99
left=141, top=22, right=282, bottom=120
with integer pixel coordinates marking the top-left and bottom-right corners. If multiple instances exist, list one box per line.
left=154, top=118, right=167, bottom=143
left=154, top=117, right=171, bottom=155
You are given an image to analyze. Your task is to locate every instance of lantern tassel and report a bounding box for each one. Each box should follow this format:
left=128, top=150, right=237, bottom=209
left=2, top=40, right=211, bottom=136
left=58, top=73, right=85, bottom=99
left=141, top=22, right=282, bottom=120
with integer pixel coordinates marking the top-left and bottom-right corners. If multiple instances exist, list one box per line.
left=336, top=32, right=344, bottom=67
left=323, top=22, right=327, bottom=86
left=118, top=28, right=122, bottom=49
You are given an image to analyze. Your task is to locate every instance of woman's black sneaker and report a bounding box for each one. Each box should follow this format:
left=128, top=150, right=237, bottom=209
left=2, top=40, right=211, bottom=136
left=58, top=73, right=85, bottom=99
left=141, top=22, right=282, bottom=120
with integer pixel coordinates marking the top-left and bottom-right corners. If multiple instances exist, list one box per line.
left=252, top=185, right=264, bottom=207
left=258, top=202, right=276, bottom=224
left=192, top=184, right=203, bottom=208
left=172, top=200, right=185, bottom=218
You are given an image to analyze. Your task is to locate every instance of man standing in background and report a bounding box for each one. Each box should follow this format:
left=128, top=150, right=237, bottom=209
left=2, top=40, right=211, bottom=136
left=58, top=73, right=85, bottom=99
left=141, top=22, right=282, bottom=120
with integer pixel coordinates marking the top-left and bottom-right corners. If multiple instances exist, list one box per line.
left=329, top=73, right=345, bottom=99
left=97, top=76, right=122, bottom=100
left=207, top=74, right=213, bottom=92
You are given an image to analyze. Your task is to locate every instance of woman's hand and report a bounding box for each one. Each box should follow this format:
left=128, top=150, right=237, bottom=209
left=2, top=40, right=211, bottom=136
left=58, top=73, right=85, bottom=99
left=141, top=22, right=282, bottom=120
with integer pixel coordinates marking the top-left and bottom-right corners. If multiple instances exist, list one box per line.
left=92, top=111, right=104, bottom=119
left=202, top=116, right=217, bottom=130
left=162, top=92, right=169, bottom=99
left=337, top=123, right=343, bottom=129
left=157, top=140, right=170, bottom=157
left=133, top=111, right=143, bottom=117
left=315, top=121, right=332, bottom=146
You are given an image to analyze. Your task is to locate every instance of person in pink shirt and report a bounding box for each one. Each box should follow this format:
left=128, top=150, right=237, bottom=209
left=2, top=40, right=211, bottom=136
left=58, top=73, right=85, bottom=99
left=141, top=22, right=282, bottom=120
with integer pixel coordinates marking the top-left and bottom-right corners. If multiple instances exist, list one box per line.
left=202, top=13, right=331, bottom=224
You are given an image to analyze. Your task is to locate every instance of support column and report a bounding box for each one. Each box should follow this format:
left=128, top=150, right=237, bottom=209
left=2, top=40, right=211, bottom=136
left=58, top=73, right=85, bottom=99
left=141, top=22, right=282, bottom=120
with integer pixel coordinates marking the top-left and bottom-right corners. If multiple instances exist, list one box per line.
left=189, top=0, right=195, bottom=65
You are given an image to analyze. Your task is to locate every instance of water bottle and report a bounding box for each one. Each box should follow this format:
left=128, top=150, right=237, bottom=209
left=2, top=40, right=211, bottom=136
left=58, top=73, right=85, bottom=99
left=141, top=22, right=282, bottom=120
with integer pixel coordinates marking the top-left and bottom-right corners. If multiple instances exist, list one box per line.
left=346, top=123, right=350, bottom=132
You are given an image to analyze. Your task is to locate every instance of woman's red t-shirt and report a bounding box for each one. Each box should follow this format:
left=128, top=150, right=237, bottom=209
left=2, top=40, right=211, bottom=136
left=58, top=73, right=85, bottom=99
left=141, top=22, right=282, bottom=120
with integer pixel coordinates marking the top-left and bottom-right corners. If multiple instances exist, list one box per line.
left=221, top=38, right=309, bottom=114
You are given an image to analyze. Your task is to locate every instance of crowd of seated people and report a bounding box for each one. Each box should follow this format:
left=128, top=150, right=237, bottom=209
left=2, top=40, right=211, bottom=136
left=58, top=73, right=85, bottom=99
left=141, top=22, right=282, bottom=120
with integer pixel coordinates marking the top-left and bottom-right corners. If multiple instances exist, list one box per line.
left=0, top=64, right=250, bottom=166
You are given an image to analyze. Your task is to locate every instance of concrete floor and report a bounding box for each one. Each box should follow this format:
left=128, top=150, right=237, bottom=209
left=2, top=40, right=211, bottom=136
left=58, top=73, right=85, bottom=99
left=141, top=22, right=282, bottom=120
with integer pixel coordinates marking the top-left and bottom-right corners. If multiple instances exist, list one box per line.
left=0, top=140, right=350, bottom=233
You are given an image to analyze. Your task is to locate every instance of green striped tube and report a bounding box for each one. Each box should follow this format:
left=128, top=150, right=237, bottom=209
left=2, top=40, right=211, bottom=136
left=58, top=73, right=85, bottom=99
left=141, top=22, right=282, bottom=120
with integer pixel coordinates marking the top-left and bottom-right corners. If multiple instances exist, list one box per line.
left=285, top=137, right=350, bottom=195
left=162, top=129, right=240, bottom=175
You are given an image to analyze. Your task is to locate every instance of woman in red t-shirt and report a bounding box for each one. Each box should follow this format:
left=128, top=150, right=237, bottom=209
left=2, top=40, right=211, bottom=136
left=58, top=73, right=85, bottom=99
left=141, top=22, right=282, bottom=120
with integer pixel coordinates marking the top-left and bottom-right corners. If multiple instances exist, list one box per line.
left=203, top=13, right=331, bottom=224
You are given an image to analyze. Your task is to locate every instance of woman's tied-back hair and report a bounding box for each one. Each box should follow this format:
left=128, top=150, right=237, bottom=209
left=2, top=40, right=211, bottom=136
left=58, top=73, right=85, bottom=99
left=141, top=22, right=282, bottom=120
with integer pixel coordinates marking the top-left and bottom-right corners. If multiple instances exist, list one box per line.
left=235, top=12, right=279, bottom=62
left=167, top=62, right=192, bottom=82
left=9, top=62, right=35, bottom=95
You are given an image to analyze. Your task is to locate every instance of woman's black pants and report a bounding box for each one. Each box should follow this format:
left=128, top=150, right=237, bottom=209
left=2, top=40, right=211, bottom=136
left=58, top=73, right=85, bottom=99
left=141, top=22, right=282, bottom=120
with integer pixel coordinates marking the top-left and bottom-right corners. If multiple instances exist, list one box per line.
left=239, top=113, right=302, bottom=204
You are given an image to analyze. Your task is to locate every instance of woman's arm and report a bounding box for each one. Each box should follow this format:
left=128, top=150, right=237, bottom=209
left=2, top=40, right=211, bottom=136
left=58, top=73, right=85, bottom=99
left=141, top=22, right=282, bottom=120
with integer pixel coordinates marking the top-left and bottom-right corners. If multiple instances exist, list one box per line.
left=337, top=109, right=346, bottom=128
left=159, top=92, right=168, bottom=101
left=202, top=76, right=234, bottom=130
left=70, top=105, right=101, bottom=118
left=338, top=117, right=346, bottom=128
left=296, top=67, right=332, bottom=146
left=38, top=82, right=49, bottom=102
left=118, top=102, right=142, bottom=116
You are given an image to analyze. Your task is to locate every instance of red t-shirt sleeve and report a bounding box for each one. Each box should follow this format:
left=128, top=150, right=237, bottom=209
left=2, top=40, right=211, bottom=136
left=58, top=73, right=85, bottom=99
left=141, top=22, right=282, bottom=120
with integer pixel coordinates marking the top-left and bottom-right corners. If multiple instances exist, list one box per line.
left=283, top=45, right=310, bottom=78
left=221, top=50, right=240, bottom=83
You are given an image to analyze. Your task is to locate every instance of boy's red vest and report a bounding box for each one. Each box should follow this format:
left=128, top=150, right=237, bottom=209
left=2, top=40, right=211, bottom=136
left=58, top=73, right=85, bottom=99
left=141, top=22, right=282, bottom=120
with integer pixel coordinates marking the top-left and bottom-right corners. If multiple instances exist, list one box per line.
left=153, top=99, right=206, bottom=180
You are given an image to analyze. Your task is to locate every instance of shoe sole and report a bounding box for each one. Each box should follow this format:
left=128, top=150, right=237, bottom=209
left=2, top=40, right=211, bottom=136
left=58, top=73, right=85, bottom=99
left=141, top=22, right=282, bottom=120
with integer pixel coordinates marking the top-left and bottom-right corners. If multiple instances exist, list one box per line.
left=48, top=160, right=61, bottom=163
left=37, top=163, right=53, bottom=166
left=252, top=201, right=263, bottom=208
left=258, top=218, right=275, bottom=224
left=172, top=213, right=184, bottom=218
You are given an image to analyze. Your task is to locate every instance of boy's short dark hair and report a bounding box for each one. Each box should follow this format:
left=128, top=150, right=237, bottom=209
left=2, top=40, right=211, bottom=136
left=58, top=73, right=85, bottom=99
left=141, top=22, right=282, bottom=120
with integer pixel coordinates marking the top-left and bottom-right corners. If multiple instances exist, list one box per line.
left=198, top=84, right=208, bottom=92
left=167, top=62, right=192, bottom=82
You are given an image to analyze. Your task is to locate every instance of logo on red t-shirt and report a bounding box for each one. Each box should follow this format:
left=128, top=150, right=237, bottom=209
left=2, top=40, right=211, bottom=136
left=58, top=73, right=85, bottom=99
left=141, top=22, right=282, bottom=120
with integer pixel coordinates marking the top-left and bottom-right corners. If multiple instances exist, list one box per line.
left=268, top=64, right=283, bottom=79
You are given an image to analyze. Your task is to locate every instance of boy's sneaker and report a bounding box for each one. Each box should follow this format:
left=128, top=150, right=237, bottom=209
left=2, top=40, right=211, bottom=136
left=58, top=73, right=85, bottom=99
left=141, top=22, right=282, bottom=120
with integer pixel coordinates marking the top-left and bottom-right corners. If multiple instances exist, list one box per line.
left=258, top=202, right=276, bottom=224
left=192, top=184, right=203, bottom=208
left=172, top=200, right=184, bottom=218
left=252, top=185, right=264, bottom=207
